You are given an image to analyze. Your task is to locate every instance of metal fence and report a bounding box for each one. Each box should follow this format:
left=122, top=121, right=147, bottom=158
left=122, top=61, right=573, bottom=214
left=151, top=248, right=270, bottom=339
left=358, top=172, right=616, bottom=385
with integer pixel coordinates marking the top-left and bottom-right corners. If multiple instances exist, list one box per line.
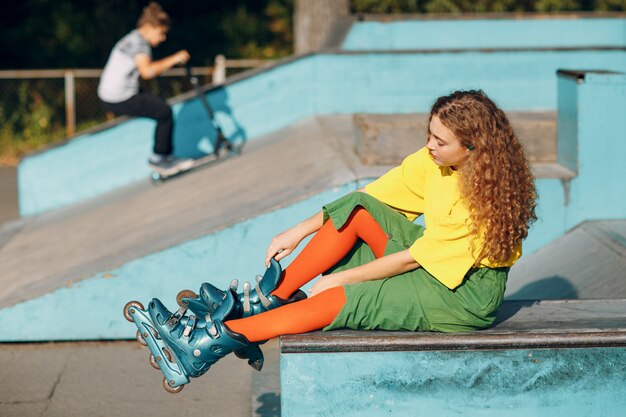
left=0, top=56, right=271, bottom=140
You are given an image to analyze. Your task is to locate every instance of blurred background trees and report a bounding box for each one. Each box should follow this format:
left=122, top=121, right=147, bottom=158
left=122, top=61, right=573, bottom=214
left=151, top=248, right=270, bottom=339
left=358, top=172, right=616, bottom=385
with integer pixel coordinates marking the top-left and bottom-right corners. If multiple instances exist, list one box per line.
left=2, top=0, right=624, bottom=69
left=0, top=0, right=294, bottom=69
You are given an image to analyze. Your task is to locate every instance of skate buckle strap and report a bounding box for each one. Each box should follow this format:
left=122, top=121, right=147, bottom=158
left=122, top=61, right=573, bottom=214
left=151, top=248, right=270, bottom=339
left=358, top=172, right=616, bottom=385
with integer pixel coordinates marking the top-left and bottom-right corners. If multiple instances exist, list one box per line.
left=166, top=306, right=188, bottom=327
left=183, top=315, right=197, bottom=338
left=230, top=279, right=239, bottom=292
left=207, top=319, right=219, bottom=338
left=255, top=275, right=273, bottom=309
left=243, top=282, right=251, bottom=314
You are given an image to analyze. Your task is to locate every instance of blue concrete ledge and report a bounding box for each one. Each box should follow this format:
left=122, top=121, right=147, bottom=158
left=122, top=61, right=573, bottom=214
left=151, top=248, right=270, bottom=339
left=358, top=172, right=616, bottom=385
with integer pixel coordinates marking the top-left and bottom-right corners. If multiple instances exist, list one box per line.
left=18, top=48, right=626, bottom=216
left=282, top=347, right=626, bottom=417
left=281, top=299, right=626, bottom=417
left=342, top=16, right=626, bottom=50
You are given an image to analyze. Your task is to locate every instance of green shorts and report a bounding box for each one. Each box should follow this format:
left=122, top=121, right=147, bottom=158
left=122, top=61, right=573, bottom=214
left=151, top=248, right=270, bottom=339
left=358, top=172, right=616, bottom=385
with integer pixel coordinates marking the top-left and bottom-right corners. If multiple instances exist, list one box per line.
left=322, top=192, right=508, bottom=333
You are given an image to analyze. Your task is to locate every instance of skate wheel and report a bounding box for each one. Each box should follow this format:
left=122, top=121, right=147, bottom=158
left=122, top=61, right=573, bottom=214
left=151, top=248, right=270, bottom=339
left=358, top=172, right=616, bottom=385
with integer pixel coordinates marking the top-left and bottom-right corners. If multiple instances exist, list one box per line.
left=150, top=326, right=161, bottom=340
left=136, top=330, right=148, bottom=346
left=149, top=354, right=161, bottom=370
left=123, top=301, right=144, bottom=322
left=176, top=290, right=197, bottom=307
left=163, top=377, right=184, bottom=394
left=162, top=347, right=173, bottom=363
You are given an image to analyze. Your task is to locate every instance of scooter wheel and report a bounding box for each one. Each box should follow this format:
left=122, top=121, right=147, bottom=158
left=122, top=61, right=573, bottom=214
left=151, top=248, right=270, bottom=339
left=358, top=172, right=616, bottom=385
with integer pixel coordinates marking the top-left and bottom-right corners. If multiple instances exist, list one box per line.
left=150, top=172, right=163, bottom=185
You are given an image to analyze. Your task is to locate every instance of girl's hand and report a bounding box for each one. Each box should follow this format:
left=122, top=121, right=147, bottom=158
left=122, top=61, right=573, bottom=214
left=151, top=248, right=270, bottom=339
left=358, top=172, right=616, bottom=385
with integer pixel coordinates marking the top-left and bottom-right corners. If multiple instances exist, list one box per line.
left=265, top=227, right=305, bottom=266
left=309, top=275, right=344, bottom=297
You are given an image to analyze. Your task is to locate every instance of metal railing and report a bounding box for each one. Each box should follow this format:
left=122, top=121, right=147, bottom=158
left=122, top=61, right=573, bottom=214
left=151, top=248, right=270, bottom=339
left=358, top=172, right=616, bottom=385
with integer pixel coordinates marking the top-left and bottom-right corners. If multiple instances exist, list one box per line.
left=0, top=55, right=271, bottom=138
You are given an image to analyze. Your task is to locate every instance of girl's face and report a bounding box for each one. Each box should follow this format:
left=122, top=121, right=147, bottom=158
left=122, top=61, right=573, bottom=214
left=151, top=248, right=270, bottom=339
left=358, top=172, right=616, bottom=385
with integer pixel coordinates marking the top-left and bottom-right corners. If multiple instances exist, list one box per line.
left=426, top=115, right=470, bottom=169
left=143, top=24, right=168, bottom=47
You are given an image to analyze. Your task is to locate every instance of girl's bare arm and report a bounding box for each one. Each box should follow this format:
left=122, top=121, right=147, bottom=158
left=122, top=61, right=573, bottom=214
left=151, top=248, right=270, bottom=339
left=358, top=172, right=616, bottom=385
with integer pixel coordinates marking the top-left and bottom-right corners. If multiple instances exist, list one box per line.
left=265, top=187, right=368, bottom=266
left=309, top=249, right=419, bottom=296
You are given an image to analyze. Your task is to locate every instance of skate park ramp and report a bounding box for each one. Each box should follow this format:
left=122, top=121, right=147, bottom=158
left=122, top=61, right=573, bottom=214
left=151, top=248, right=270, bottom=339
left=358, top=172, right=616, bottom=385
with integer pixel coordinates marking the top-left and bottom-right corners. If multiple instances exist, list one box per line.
left=17, top=15, right=626, bottom=217
left=0, top=108, right=588, bottom=341
left=2, top=15, right=626, bottom=417
left=2, top=14, right=626, bottom=344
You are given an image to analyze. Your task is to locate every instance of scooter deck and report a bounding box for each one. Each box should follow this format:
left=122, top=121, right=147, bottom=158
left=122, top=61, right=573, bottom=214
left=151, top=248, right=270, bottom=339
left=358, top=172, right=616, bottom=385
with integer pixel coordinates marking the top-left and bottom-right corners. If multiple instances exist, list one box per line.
left=150, top=152, right=222, bottom=183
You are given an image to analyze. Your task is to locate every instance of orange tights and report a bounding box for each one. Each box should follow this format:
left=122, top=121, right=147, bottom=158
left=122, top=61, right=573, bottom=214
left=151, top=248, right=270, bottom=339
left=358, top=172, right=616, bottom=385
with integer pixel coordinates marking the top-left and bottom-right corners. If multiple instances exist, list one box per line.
left=226, top=207, right=388, bottom=342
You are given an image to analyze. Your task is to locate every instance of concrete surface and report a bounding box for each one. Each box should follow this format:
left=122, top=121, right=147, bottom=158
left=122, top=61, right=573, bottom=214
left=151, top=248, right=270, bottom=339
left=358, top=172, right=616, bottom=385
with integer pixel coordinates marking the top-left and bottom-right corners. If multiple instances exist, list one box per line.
left=0, top=338, right=280, bottom=417
left=507, top=220, right=626, bottom=299
left=353, top=111, right=558, bottom=166
left=0, top=166, right=18, bottom=226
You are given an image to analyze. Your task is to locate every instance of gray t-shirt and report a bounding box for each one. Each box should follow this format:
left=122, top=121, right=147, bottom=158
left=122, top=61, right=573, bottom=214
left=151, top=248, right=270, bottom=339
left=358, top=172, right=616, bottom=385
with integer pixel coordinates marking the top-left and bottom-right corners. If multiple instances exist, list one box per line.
left=98, top=29, right=152, bottom=103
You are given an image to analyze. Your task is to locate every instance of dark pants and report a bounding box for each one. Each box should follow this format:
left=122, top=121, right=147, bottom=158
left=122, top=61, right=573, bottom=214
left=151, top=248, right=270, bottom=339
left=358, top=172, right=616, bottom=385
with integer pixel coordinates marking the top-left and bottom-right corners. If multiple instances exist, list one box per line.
left=101, top=93, right=173, bottom=155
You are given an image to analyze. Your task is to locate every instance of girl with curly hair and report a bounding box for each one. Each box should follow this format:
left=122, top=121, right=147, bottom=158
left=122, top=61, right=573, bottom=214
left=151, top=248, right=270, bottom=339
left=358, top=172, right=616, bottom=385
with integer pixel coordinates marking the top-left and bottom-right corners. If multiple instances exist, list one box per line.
left=126, top=89, right=537, bottom=391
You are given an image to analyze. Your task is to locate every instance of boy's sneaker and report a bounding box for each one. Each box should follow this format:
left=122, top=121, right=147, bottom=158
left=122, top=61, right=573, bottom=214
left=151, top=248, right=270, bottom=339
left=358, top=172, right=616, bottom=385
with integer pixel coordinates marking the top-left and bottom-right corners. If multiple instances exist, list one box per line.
left=149, top=154, right=195, bottom=176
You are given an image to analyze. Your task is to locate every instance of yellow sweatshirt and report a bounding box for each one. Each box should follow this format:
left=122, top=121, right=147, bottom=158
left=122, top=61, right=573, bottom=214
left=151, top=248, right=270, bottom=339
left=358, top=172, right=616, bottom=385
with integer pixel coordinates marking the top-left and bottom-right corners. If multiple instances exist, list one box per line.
left=365, top=147, right=520, bottom=289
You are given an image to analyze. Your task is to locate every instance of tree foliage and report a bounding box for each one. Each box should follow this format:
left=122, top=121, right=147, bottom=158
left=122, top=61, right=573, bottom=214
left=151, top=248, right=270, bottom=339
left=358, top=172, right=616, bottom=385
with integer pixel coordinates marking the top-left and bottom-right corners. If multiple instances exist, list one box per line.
left=352, top=0, right=625, bottom=13
left=0, top=0, right=294, bottom=69
left=1, top=0, right=624, bottom=69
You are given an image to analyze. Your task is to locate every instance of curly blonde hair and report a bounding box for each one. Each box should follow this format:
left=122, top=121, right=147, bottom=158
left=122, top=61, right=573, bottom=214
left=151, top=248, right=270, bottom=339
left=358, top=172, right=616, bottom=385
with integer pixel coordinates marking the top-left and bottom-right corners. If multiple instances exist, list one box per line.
left=430, top=90, right=537, bottom=264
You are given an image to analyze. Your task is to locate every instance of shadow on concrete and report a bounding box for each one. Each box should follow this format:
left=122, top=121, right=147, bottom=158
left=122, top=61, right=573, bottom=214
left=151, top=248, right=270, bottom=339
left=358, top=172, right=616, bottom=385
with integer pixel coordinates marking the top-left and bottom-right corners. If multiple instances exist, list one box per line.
left=506, top=275, right=579, bottom=300
left=173, top=86, right=247, bottom=159
left=255, top=393, right=281, bottom=417
left=494, top=275, right=579, bottom=326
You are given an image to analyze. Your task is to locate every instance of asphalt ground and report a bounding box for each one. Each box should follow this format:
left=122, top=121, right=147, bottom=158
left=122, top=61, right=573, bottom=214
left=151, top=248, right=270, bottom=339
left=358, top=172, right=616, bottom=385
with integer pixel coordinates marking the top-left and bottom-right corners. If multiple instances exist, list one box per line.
left=0, top=338, right=280, bottom=417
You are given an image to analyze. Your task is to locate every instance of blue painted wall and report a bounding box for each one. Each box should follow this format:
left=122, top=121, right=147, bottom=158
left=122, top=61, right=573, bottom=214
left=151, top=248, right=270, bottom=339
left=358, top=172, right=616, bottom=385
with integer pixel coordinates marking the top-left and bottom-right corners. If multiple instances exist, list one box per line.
left=342, top=18, right=626, bottom=50
left=19, top=49, right=626, bottom=216
left=557, top=72, right=626, bottom=228
left=524, top=179, right=569, bottom=256
left=518, top=72, right=626, bottom=262
left=566, top=72, right=626, bottom=225
left=557, top=76, right=579, bottom=172
left=281, top=348, right=626, bottom=417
